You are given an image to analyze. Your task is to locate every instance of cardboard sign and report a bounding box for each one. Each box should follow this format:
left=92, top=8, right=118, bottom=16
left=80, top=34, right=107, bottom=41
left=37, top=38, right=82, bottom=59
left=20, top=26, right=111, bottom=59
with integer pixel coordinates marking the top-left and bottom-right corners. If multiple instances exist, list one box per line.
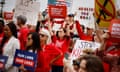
left=4, top=12, right=13, bottom=20
left=70, top=40, right=100, bottom=60
left=14, top=0, right=40, bottom=25
left=48, top=5, right=67, bottom=18
left=0, top=55, right=8, bottom=70
left=13, top=49, right=37, bottom=72
left=109, top=19, right=120, bottom=43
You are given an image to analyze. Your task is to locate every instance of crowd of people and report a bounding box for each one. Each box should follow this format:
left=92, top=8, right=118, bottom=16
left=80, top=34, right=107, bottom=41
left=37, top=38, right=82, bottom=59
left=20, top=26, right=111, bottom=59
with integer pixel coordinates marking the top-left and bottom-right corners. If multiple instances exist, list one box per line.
left=0, top=7, right=120, bottom=72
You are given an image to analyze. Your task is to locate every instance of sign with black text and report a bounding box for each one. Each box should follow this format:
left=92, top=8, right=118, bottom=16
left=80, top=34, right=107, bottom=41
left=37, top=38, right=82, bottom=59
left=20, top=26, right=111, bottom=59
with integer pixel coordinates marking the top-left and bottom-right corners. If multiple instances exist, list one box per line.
left=70, top=40, right=100, bottom=60
left=13, top=49, right=37, bottom=72
left=0, top=55, right=8, bottom=71
left=71, top=0, right=95, bottom=27
left=14, top=0, right=40, bottom=25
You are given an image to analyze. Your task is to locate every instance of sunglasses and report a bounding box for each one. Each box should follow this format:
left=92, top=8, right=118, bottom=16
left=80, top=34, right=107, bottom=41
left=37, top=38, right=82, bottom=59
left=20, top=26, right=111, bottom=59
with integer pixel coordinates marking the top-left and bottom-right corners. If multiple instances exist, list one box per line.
left=27, top=37, right=32, bottom=40
left=39, top=33, right=46, bottom=37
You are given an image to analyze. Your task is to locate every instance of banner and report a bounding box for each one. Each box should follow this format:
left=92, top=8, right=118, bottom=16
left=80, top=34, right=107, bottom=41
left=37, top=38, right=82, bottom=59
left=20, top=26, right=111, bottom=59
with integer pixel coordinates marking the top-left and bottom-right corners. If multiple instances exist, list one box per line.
left=4, top=12, right=14, bottom=20
left=13, top=49, right=37, bottom=72
left=48, top=5, right=67, bottom=18
left=109, top=19, right=120, bottom=43
left=14, top=0, right=40, bottom=25
left=0, top=55, right=8, bottom=71
left=70, top=40, right=100, bottom=60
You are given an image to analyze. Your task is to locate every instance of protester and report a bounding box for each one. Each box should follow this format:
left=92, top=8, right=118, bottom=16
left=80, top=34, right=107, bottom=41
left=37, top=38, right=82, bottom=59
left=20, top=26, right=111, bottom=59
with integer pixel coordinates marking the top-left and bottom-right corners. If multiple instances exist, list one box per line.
left=0, top=18, right=4, bottom=54
left=0, top=18, right=4, bottom=42
left=77, top=55, right=104, bottom=72
left=62, top=14, right=75, bottom=33
left=19, top=32, right=41, bottom=72
left=36, top=28, right=62, bottom=72
left=75, top=21, right=93, bottom=41
left=63, top=39, right=76, bottom=72
left=17, top=15, right=29, bottom=50
left=96, top=29, right=120, bottom=72
left=0, top=21, right=20, bottom=72
left=49, top=27, right=71, bottom=72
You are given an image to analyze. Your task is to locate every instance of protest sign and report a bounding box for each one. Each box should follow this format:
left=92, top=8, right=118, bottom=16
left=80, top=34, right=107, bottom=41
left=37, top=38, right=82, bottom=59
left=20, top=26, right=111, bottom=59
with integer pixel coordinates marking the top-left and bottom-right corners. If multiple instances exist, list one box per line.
left=14, top=0, right=40, bottom=25
left=48, top=0, right=73, bottom=14
left=71, top=0, right=95, bottom=27
left=4, top=12, right=13, bottom=20
left=109, top=19, right=120, bottom=43
left=48, top=5, right=67, bottom=18
left=0, top=55, right=8, bottom=71
left=13, top=49, right=37, bottom=72
left=70, top=40, right=100, bottom=60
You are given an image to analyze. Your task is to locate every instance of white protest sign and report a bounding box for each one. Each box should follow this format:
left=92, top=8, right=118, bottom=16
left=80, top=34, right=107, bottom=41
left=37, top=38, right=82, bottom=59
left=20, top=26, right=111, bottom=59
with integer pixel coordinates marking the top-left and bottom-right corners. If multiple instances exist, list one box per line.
left=70, top=40, right=100, bottom=60
left=14, top=0, right=40, bottom=25
left=71, top=0, right=95, bottom=27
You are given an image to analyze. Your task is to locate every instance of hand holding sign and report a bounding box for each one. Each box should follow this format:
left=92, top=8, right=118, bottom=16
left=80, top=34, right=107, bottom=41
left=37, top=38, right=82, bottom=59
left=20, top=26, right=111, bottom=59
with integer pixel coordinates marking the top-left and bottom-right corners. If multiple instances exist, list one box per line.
left=19, top=64, right=27, bottom=72
left=0, top=55, right=8, bottom=71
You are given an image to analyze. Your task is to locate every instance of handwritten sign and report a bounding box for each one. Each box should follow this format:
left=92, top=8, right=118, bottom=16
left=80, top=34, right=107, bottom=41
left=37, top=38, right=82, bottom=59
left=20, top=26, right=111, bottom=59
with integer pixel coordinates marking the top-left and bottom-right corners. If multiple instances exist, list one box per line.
left=109, top=19, right=120, bottom=43
left=70, top=40, right=100, bottom=60
left=14, top=0, right=40, bottom=25
left=48, top=5, right=67, bottom=18
left=0, top=55, right=8, bottom=71
left=13, top=49, right=37, bottom=72
left=71, top=0, right=95, bottom=27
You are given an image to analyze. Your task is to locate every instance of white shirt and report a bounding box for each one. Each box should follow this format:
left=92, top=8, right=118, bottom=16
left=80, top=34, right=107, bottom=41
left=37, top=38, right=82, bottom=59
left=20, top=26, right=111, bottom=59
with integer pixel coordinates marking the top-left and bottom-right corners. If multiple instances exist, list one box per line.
left=3, top=36, right=20, bottom=72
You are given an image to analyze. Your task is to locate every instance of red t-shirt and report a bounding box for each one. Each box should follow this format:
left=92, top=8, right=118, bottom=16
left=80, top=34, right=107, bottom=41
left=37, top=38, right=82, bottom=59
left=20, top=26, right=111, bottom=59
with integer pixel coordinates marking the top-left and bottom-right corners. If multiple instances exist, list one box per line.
left=18, top=27, right=29, bottom=50
left=35, top=50, right=46, bottom=72
left=105, top=49, right=120, bottom=72
left=76, top=21, right=93, bottom=41
left=35, top=43, right=62, bottom=72
left=103, top=62, right=110, bottom=72
left=0, top=32, right=4, bottom=44
left=52, top=35, right=70, bottom=66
